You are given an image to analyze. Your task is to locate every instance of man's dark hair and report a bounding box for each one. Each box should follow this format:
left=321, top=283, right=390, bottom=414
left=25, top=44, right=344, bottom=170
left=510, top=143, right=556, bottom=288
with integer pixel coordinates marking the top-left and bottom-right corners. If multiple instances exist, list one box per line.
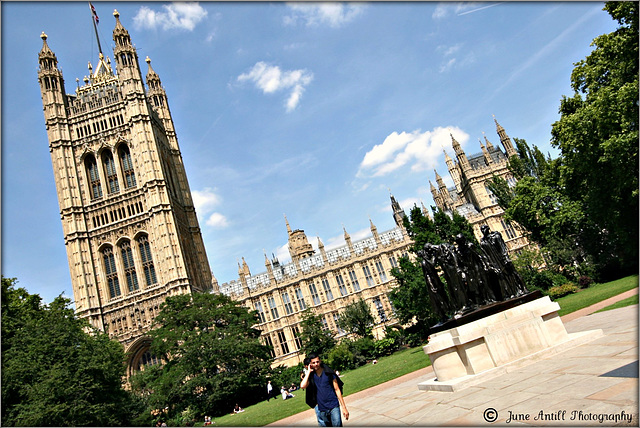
left=307, top=353, right=319, bottom=360
left=303, top=357, right=310, bottom=366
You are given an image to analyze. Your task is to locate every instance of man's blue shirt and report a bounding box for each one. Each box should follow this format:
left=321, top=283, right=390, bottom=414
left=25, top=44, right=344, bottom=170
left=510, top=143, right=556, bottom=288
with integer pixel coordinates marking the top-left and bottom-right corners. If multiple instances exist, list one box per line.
left=313, top=370, right=340, bottom=412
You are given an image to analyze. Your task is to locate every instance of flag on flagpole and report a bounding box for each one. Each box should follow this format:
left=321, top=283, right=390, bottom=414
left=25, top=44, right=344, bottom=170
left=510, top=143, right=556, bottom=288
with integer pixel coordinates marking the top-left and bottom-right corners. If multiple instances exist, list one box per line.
left=90, top=2, right=99, bottom=24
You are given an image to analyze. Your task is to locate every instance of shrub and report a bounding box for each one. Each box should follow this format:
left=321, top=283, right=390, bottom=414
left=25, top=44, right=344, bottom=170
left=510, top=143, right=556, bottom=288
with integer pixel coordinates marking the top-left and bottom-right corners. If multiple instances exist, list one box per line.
left=578, top=275, right=594, bottom=289
left=373, top=337, right=396, bottom=357
left=547, top=282, right=579, bottom=299
left=349, top=337, right=376, bottom=366
left=383, top=326, right=406, bottom=347
left=325, top=342, right=355, bottom=372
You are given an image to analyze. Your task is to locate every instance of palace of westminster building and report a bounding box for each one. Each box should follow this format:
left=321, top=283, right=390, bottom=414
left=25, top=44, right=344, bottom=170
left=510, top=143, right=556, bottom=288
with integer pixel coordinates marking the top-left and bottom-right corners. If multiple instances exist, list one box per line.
left=38, top=11, right=529, bottom=372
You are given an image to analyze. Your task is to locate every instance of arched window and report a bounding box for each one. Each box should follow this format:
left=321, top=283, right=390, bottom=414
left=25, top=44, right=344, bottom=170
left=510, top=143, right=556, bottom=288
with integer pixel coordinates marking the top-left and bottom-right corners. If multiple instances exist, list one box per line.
left=137, top=350, right=159, bottom=371
left=103, top=246, right=121, bottom=298
left=102, top=150, right=120, bottom=194
left=138, top=235, right=157, bottom=286
left=120, top=240, right=139, bottom=292
left=85, top=155, right=103, bottom=200
left=119, top=145, right=137, bottom=188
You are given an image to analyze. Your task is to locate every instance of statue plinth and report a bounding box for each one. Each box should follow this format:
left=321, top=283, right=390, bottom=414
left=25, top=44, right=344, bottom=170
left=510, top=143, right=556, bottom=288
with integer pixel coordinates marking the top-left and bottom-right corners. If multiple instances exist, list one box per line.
left=418, top=295, right=603, bottom=392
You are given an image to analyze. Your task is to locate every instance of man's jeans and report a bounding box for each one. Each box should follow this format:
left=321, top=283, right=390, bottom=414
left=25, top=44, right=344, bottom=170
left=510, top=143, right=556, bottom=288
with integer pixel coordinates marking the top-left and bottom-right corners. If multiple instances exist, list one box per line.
left=315, top=405, right=342, bottom=427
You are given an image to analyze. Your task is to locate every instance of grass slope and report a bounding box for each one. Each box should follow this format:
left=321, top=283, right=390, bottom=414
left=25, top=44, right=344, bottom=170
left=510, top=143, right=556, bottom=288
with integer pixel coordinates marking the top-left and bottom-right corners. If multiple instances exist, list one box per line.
left=208, top=346, right=429, bottom=426
left=555, top=275, right=638, bottom=317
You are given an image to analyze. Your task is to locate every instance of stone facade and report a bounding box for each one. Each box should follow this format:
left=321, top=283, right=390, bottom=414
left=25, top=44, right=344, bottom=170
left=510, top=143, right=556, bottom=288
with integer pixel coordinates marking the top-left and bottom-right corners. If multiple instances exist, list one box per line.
left=431, top=121, right=530, bottom=254
left=215, top=213, right=412, bottom=367
left=37, top=11, right=212, bottom=376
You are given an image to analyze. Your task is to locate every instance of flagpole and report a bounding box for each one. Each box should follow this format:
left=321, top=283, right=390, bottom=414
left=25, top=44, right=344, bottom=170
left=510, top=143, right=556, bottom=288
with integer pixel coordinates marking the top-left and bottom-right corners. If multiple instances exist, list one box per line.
left=89, top=2, right=103, bottom=55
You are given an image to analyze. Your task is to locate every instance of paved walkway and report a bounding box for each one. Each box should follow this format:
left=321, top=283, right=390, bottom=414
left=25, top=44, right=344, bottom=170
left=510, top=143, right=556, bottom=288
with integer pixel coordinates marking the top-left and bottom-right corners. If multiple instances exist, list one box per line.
left=271, top=291, right=638, bottom=426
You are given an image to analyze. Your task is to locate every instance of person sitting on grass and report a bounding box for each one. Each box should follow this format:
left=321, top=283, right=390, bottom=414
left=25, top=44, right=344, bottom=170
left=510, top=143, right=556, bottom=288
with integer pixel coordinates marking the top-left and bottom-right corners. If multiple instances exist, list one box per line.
left=281, top=386, right=295, bottom=400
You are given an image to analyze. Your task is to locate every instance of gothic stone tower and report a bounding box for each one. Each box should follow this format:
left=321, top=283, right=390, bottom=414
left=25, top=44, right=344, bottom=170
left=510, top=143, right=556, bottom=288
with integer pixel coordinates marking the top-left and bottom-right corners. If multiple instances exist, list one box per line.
left=38, top=10, right=212, bottom=375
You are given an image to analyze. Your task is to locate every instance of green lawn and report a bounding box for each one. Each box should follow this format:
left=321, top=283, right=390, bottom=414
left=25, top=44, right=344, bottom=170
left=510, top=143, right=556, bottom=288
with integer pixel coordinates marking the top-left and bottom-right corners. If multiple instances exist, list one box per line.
left=595, top=294, right=639, bottom=313
left=555, top=275, right=638, bottom=317
left=208, top=274, right=638, bottom=427
left=208, top=346, right=429, bottom=426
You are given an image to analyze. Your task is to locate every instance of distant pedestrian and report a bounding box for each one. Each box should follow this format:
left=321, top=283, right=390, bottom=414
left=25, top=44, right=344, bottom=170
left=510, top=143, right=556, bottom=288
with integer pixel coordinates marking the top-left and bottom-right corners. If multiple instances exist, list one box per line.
left=267, top=380, right=275, bottom=401
left=301, top=353, right=349, bottom=426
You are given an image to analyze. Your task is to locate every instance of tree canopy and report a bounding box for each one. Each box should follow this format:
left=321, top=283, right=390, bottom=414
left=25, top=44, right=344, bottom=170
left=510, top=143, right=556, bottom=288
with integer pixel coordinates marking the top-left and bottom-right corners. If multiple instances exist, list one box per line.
left=550, top=1, right=638, bottom=277
left=336, top=298, right=375, bottom=339
left=296, top=308, right=337, bottom=358
left=129, top=292, right=272, bottom=419
left=1, top=277, right=140, bottom=426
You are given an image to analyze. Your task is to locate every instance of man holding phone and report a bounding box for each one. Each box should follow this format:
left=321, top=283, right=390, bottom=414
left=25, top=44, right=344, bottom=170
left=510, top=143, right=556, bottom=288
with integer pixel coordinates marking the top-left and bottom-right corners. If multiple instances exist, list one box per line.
left=301, top=353, right=349, bottom=426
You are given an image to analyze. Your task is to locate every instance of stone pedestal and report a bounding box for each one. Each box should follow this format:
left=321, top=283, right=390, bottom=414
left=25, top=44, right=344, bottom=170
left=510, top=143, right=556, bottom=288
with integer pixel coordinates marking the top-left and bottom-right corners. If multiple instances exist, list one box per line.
left=418, top=296, right=603, bottom=392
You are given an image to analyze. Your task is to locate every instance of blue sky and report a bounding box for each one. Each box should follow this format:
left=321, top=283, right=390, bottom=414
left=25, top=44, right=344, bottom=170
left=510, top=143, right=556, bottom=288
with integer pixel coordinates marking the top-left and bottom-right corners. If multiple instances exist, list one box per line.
left=2, top=2, right=617, bottom=305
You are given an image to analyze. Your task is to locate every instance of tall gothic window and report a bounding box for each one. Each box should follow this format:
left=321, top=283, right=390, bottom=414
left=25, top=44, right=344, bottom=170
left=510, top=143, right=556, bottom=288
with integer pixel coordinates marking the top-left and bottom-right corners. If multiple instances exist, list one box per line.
left=137, top=235, right=157, bottom=286
left=309, top=283, right=321, bottom=306
left=119, top=145, right=137, bottom=188
left=120, top=240, right=139, bottom=292
left=321, top=278, right=334, bottom=301
left=277, top=330, right=290, bottom=355
left=348, top=269, right=361, bottom=291
left=268, top=296, right=279, bottom=320
left=373, top=297, right=387, bottom=322
left=375, top=260, right=388, bottom=282
left=294, top=287, right=307, bottom=310
left=102, top=150, right=120, bottom=194
left=103, top=246, right=121, bottom=299
left=282, top=293, right=294, bottom=315
left=255, top=301, right=267, bottom=323
left=363, top=265, right=375, bottom=287
left=85, top=155, right=103, bottom=200
left=336, top=274, right=348, bottom=296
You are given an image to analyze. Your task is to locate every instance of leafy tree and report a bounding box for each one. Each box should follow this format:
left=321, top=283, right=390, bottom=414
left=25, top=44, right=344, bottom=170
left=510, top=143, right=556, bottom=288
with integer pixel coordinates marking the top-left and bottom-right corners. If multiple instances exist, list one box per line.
left=296, top=308, right=336, bottom=358
left=129, top=292, right=272, bottom=419
left=336, top=298, right=375, bottom=339
left=551, top=1, right=639, bottom=277
left=1, top=277, right=140, bottom=426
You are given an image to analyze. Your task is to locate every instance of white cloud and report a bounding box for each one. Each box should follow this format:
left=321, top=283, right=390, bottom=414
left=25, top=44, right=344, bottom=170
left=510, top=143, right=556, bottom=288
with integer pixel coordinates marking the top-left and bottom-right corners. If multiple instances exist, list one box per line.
left=357, top=126, right=469, bottom=178
left=237, top=62, right=314, bottom=112
left=192, top=187, right=229, bottom=229
left=284, top=3, right=365, bottom=28
left=205, top=212, right=230, bottom=228
left=133, top=3, right=207, bottom=31
left=192, top=187, right=221, bottom=214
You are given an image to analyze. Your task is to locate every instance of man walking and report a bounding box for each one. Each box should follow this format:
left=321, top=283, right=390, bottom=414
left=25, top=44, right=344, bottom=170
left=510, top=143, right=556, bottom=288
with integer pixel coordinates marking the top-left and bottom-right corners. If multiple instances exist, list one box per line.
left=301, top=353, right=349, bottom=426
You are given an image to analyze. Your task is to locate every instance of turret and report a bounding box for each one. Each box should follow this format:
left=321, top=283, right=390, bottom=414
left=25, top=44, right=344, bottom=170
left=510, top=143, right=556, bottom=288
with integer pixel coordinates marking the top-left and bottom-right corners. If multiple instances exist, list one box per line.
left=494, top=115, right=517, bottom=158
left=451, top=133, right=471, bottom=172
left=480, top=139, right=493, bottom=166
left=343, top=225, right=354, bottom=253
left=285, top=216, right=314, bottom=262
left=318, top=237, right=328, bottom=263
left=444, top=149, right=462, bottom=193
left=430, top=180, right=444, bottom=211
left=370, top=217, right=381, bottom=245
left=390, top=193, right=406, bottom=228
left=435, top=170, right=453, bottom=210
left=38, top=32, right=69, bottom=132
left=112, top=10, right=145, bottom=96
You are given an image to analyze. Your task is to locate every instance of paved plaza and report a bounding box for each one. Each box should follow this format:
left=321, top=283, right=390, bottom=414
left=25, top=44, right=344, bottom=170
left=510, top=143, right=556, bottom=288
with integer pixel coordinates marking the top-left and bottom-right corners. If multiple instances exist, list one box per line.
left=272, top=291, right=638, bottom=426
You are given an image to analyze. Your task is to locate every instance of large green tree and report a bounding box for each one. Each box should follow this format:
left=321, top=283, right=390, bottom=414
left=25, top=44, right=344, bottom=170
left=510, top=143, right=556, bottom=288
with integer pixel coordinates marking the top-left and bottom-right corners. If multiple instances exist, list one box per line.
left=336, top=298, right=375, bottom=339
left=551, top=1, right=638, bottom=277
left=296, top=308, right=336, bottom=358
left=1, top=277, right=140, bottom=426
left=128, top=292, right=272, bottom=419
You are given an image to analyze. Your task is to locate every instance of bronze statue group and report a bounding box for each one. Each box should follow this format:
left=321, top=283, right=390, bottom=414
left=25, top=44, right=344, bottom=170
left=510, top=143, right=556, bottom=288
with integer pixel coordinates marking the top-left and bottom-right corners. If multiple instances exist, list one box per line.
left=418, top=226, right=528, bottom=325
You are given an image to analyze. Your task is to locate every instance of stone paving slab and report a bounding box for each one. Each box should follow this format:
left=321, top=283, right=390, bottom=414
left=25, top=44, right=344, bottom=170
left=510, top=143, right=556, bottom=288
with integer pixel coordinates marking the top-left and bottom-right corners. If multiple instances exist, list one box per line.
left=271, top=298, right=638, bottom=427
